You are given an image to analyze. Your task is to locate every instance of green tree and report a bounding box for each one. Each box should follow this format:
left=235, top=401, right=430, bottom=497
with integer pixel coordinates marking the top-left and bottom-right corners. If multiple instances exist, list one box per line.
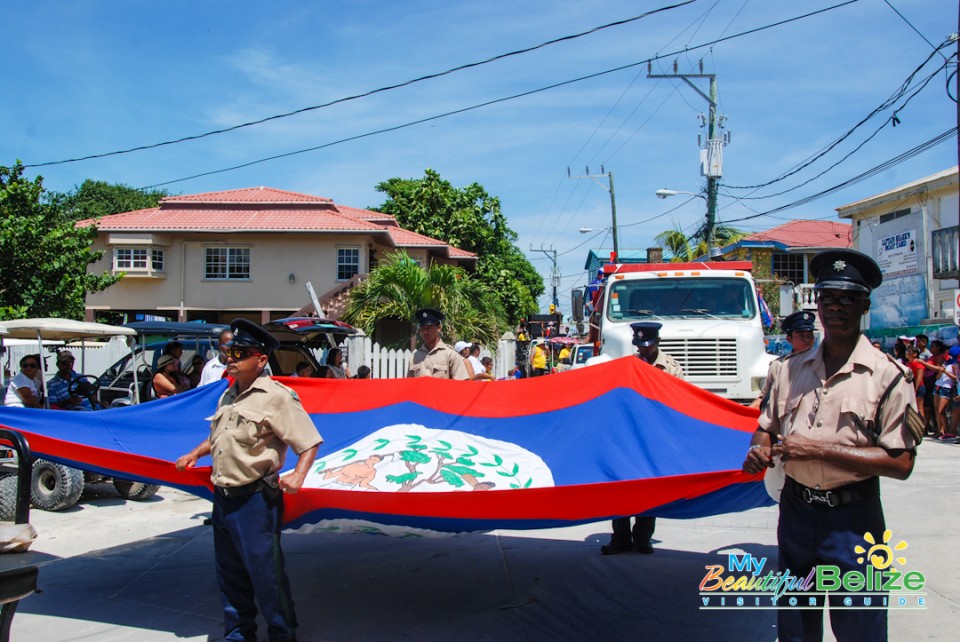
left=343, top=251, right=501, bottom=350
left=0, top=162, right=119, bottom=319
left=654, top=220, right=747, bottom=262
left=373, top=170, right=541, bottom=327
left=52, top=179, right=168, bottom=221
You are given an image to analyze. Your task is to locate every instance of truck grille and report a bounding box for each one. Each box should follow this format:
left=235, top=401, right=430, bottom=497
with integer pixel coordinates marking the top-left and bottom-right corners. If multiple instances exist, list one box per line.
left=659, top=338, right=739, bottom=378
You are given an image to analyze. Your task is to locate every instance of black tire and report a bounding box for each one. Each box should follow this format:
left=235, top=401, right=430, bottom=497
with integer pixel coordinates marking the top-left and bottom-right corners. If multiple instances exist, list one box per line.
left=113, top=480, right=160, bottom=501
left=31, top=459, right=84, bottom=511
left=0, top=471, right=18, bottom=522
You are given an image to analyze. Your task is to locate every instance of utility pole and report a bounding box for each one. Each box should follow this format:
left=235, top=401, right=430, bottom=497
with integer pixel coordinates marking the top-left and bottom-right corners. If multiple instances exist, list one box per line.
left=648, top=60, right=729, bottom=257
left=568, top=166, right=619, bottom=260
left=530, top=244, right=559, bottom=312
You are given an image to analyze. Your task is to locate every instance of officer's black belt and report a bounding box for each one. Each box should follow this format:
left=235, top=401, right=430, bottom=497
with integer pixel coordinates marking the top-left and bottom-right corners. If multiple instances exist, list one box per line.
left=215, top=478, right=269, bottom=498
left=786, top=476, right=879, bottom=508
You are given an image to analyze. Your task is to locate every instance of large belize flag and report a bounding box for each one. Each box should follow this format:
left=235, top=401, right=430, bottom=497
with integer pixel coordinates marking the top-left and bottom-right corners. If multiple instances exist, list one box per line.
left=0, top=357, right=771, bottom=535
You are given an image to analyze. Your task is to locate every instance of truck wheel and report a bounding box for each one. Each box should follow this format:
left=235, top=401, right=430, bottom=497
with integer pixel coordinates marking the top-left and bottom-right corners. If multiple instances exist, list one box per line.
left=113, top=480, right=160, bottom=501
left=31, top=459, right=84, bottom=511
left=0, top=471, right=18, bottom=521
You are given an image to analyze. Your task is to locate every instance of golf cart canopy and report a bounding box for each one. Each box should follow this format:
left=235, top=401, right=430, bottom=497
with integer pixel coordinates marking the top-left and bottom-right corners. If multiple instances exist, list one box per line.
left=2, top=318, right=136, bottom=341
left=123, top=321, right=227, bottom=339
left=262, top=317, right=359, bottom=348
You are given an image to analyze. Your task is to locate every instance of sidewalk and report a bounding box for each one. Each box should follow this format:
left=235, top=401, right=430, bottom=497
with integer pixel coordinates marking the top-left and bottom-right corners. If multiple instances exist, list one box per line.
left=2, top=440, right=957, bottom=641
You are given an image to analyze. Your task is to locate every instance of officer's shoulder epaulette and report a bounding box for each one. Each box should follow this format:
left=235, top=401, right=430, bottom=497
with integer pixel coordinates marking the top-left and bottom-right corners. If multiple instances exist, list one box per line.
left=270, top=378, right=302, bottom=400
left=780, top=350, right=803, bottom=362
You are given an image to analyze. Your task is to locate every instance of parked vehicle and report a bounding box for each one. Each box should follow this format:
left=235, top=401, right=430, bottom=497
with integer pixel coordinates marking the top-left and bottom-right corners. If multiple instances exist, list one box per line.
left=575, top=261, right=775, bottom=403
left=0, top=318, right=161, bottom=518
left=262, top=317, right=359, bottom=375
left=98, top=322, right=226, bottom=406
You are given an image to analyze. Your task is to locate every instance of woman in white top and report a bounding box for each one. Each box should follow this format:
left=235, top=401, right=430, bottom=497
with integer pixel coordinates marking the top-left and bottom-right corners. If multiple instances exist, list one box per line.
left=4, top=354, right=44, bottom=408
left=325, top=348, right=350, bottom=379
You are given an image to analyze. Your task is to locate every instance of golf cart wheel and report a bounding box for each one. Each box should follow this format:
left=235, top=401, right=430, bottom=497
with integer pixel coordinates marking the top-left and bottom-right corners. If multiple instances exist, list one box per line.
left=0, top=471, right=17, bottom=522
left=113, top=480, right=160, bottom=501
left=31, top=459, right=84, bottom=511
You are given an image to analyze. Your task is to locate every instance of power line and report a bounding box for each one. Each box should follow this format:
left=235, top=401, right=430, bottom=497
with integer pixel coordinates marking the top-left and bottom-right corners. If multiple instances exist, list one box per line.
left=881, top=0, right=948, bottom=60
left=722, top=40, right=955, bottom=191
left=722, top=128, right=957, bottom=224
left=136, top=1, right=864, bottom=190
left=23, top=0, right=698, bottom=169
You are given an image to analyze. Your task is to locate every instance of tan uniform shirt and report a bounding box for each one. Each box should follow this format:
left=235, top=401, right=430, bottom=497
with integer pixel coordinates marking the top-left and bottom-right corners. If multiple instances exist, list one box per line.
left=759, top=334, right=917, bottom=490
left=649, top=349, right=685, bottom=380
left=208, top=374, right=322, bottom=487
left=407, top=341, right=470, bottom=379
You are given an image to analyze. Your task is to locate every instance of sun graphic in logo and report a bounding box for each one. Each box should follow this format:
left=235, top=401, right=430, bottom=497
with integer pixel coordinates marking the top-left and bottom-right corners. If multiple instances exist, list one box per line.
left=854, top=530, right=908, bottom=570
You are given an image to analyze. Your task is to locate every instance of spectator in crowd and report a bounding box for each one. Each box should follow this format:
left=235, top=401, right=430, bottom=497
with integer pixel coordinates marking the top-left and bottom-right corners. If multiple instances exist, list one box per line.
left=292, top=361, right=315, bottom=378
left=200, top=329, right=234, bottom=386
left=47, top=350, right=93, bottom=410
left=153, top=354, right=190, bottom=399
left=870, top=339, right=883, bottom=351
left=916, top=334, right=931, bottom=360
left=161, top=341, right=191, bottom=389
left=187, top=355, right=206, bottom=388
left=530, top=341, right=548, bottom=377
left=469, top=343, right=493, bottom=381
left=325, top=348, right=350, bottom=379
left=4, top=354, right=44, bottom=408
left=905, top=345, right=927, bottom=422
left=454, top=341, right=475, bottom=379
left=926, top=340, right=949, bottom=434
left=481, top=356, right=494, bottom=380
left=932, top=345, right=958, bottom=440
left=353, top=365, right=371, bottom=379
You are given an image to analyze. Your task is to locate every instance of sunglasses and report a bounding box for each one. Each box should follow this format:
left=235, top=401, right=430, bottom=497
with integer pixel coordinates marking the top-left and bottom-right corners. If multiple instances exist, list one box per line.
left=22, top=363, right=39, bottom=369
left=224, top=348, right=263, bottom=361
left=816, top=293, right=866, bottom=307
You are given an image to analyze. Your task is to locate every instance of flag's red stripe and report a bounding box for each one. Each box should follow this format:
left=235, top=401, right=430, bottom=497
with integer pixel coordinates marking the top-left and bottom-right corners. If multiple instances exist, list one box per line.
left=283, top=357, right=759, bottom=431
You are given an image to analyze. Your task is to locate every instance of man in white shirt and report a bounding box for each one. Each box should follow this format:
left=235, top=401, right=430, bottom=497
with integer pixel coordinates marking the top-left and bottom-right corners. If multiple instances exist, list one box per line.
left=199, top=329, right=234, bottom=386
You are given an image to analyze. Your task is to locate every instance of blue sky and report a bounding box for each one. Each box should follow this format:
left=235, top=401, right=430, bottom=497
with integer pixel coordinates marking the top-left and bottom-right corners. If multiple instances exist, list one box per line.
left=2, top=0, right=956, bottom=313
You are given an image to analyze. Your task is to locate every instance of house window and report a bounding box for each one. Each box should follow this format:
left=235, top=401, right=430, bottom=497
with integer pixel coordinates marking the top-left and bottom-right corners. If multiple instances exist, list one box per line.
left=151, top=249, right=165, bottom=272
left=114, top=248, right=148, bottom=270
left=337, top=247, right=360, bottom=281
left=205, top=247, right=250, bottom=280
left=772, top=252, right=805, bottom=284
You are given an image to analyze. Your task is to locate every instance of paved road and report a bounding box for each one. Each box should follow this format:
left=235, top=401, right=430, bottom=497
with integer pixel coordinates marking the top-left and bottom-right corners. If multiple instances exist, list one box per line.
left=2, top=440, right=957, bottom=641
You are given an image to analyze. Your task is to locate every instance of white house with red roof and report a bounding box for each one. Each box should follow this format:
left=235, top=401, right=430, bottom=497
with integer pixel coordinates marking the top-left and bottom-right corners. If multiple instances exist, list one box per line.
left=81, top=187, right=475, bottom=324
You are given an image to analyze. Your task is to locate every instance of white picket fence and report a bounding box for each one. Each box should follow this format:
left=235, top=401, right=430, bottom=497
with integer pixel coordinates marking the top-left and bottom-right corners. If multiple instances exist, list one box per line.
left=344, top=336, right=517, bottom=380
left=1, top=334, right=519, bottom=385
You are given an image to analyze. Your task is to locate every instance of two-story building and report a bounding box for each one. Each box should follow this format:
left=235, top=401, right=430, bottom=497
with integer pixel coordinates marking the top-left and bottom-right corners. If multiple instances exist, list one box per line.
left=82, top=187, right=475, bottom=325
left=836, top=166, right=958, bottom=341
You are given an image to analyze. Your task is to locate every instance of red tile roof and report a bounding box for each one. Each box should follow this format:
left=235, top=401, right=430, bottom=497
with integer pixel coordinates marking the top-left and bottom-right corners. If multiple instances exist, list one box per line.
left=162, top=186, right=333, bottom=205
left=741, top=220, right=852, bottom=248
left=84, top=186, right=476, bottom=259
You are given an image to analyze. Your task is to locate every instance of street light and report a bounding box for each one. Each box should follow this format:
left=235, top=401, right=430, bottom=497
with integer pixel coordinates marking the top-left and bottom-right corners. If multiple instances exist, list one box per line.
left=655, top=188, right=718, bottom=258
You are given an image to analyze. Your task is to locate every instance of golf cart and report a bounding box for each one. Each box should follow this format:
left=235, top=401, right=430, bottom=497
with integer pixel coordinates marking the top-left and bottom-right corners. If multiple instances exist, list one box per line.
left=98, top=321, right=226, bottom=406
left=0, top=318, right=160, bottom=519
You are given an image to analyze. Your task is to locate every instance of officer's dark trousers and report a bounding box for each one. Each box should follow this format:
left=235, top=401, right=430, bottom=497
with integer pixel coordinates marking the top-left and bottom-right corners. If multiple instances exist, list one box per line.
left=213, top=488, right=297, bottom=642
left=777, top=479, right=887, bottom=642
left=611, top=515, right=656, bottom=547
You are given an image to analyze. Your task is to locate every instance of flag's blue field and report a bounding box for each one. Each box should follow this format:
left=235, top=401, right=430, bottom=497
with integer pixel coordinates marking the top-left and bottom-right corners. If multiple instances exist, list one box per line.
left=0, top=357, right=772, bottom=534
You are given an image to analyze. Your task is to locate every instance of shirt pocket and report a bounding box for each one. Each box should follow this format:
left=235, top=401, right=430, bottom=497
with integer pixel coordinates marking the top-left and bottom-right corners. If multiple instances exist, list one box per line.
left=839, top=396, right=874, bottom=446
left=233, top=408, right=267, bottom=447
left=431, top=365, right=450, bottom=378
left=776, top=393, right=804, bottom=435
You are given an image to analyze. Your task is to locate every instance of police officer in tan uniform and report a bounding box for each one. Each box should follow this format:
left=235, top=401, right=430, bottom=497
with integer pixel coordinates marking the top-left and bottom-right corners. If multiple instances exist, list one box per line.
left=176, top=319, right=321, bottom=642
left=602, top=322, right=684, bottom=555
left=406, top=308, right=469, bottom=380
left=743, top=249, right=920, bottom=642
left=750, top=310, right=817, bottom=410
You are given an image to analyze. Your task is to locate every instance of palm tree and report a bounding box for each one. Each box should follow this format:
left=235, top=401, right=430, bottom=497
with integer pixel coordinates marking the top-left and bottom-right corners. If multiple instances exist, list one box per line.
left=343, top=251, right=502, bottom=350
left=654, top=220, right=747, bottom=262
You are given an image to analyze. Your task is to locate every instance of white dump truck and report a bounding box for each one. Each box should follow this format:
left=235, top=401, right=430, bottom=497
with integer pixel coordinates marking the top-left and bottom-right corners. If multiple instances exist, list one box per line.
left=581, top=261, right=775, bottom=403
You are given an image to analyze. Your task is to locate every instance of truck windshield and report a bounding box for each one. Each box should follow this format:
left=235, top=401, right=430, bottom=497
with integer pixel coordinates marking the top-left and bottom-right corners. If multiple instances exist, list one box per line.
left=606, top=277, right=756, bottom=321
